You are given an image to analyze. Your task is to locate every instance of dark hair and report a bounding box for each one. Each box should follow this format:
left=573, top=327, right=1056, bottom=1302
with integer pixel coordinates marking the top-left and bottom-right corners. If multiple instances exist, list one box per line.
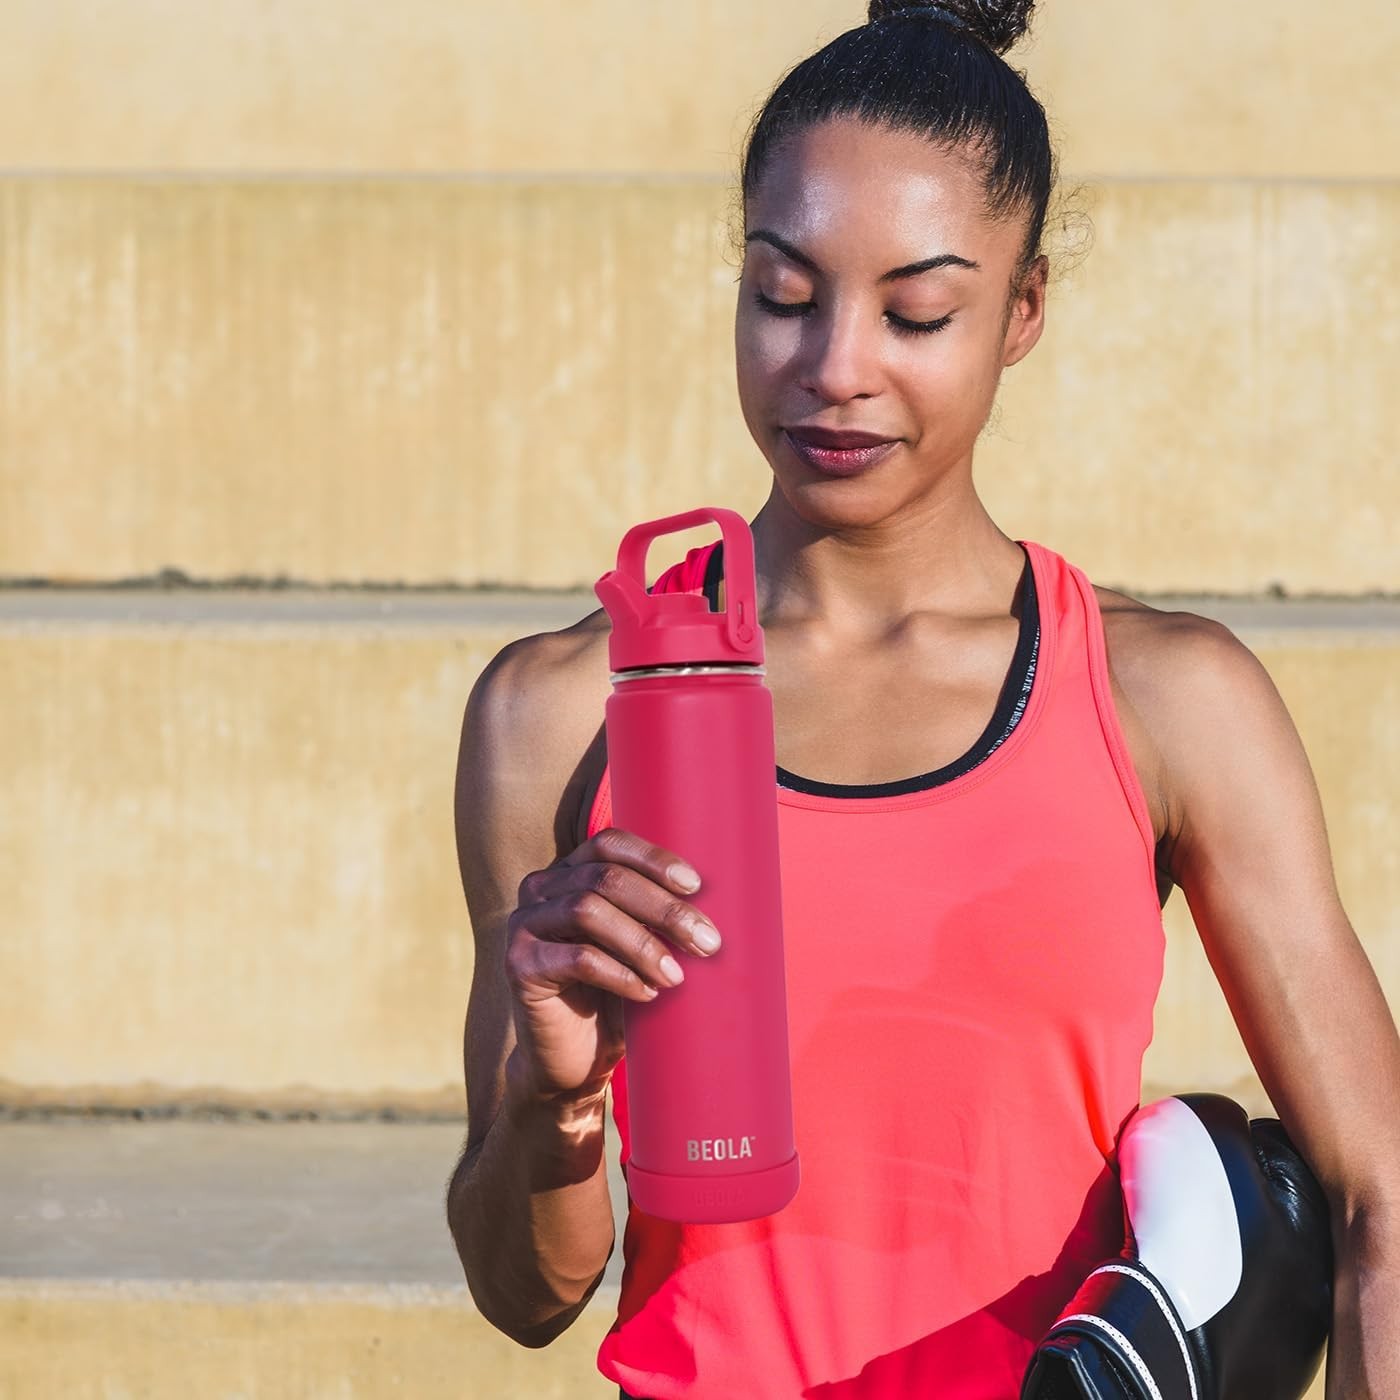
left=731, top=1, right=1078, bottom=316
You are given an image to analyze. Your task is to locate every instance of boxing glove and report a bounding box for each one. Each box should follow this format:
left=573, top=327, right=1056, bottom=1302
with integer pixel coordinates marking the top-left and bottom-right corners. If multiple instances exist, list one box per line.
left=1020, top=1092, right=1333, bottom=1399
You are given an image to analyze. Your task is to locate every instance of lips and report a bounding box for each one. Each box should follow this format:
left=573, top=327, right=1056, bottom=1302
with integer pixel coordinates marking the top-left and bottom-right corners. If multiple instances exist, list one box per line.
left=784, top=426, right=899, bottom=449
left=782, top=429, right=899, bottom=476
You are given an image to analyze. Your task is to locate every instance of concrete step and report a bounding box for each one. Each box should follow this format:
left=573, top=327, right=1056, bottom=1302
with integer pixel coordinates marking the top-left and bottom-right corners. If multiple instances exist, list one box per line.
left=2, top=590, right=1397, bottom=1122
left=2, top=174, right=1396, bottom=593
left=0, top=0, right=1392, bottom=178
left=1, top=1115, right=628, bottom=1398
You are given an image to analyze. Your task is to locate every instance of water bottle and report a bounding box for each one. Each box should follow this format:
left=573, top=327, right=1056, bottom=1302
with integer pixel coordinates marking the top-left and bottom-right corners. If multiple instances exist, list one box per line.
left=593, top=506, right=800, bottom=1224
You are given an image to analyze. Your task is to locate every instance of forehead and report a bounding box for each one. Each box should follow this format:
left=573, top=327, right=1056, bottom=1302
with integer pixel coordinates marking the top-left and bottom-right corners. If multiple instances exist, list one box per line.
left=747, top=118, right=1010, bottom=268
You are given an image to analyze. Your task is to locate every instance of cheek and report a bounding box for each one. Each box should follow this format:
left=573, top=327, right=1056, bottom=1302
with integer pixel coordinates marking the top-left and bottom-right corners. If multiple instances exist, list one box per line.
left=889, top=345, right=982, bottom=427
left=735, top=314, right=791, bottom=384
left=904, top=325, right=988, bottom=389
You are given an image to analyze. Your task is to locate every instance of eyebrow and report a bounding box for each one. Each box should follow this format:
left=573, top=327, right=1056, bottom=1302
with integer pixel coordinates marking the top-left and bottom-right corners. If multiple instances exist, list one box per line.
left=745, top=228, right=981, bottom=282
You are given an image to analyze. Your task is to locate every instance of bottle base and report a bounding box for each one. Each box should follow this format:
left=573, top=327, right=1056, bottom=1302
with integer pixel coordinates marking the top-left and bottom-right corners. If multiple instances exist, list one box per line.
left=626, top=1152, right=800, bottom=1223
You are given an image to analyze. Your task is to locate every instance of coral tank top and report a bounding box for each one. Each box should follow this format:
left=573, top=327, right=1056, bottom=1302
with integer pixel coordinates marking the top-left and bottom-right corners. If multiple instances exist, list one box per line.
left=590, top=536, right=1165, bottom=1399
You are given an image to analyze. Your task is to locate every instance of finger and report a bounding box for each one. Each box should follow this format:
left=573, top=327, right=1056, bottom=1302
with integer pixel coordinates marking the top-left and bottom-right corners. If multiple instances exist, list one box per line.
left=510, top=885, right=689, bottom=991
left=519, top=822, right=691, bottom=909
left=508, top=923, right=663, bottom=1003
left=563, top=826, right=703, bottom=897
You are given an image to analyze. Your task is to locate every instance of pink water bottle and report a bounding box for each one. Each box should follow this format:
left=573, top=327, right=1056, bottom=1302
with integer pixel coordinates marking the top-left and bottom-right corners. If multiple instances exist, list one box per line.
left=593, top=506, right=800, bottom=1224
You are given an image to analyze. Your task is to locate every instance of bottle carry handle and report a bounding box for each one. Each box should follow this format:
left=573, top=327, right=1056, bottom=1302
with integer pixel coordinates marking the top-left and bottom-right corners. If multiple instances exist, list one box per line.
left=616, top=506, right=757, bottom=651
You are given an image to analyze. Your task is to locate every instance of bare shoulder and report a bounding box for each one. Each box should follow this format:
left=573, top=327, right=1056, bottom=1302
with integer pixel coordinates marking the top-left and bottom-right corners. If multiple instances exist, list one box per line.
left=1092, top=581, right=1263, bottom=703
left=1090, top=580, right=1274, bottom=859
left=1092, top=581, right=1234, bottom=664
left=471, top=610, right=612, bottom=849
left=496, top=603, right=611, bottom=699
left=488, top=602, right=612, bottom=720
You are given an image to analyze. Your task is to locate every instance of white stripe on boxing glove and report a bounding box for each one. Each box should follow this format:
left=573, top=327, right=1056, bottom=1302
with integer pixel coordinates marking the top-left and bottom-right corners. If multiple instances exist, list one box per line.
left=1117, top=1095, right=1243, bottom=1331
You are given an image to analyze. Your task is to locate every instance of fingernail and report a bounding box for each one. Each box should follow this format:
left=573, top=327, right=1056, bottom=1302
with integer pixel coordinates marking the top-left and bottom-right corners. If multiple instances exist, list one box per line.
left=691, top=924, right=721, bottom=954
left=671, top=864, right=701, bottom=892
left=658, top=954, right=685, bottom=985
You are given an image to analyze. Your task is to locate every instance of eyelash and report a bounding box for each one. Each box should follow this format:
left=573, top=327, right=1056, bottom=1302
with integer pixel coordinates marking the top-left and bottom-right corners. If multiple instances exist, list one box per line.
left=752, top=289, right=955, bottom=337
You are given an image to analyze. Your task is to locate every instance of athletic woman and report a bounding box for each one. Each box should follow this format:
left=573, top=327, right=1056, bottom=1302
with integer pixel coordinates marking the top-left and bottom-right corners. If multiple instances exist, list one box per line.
left=447, top=4, right=1400, bottom=1395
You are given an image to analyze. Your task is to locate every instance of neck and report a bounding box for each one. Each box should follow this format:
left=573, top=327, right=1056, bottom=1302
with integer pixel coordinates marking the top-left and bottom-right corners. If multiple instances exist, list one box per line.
left=745, top=475, right=1027, bottom=640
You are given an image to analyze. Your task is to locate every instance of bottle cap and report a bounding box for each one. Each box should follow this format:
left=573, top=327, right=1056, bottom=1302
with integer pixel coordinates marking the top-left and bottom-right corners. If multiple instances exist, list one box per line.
left=594, top=506, right=764, bottom=671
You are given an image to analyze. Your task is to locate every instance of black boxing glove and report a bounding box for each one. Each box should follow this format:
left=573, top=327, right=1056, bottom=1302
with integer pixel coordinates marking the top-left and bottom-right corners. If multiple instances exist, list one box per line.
left=1020, top=1092, right=1333, bottom=1399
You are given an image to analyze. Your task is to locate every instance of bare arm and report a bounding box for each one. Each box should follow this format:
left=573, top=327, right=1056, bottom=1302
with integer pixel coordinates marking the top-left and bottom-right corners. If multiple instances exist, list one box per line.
left=447, top=1051, right=614, bottom=1347
left=1153, top=616, right=1400, bottom=1396
left=444, top=635, right=616, bottom=1347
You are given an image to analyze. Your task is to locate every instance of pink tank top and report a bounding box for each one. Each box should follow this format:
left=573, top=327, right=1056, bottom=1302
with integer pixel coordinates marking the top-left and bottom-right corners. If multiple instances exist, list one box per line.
left=591, top=537, right=1164, bottom=1399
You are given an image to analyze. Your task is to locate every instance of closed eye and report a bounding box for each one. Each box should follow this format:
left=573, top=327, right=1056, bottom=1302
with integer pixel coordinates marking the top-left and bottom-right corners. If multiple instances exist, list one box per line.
left=752, top=290, right=955, bottom=337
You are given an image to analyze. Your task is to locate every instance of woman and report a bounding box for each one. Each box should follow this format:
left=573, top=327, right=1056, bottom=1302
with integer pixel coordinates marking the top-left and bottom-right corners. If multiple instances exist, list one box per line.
left=447, top=3, right=1400, bottom=1395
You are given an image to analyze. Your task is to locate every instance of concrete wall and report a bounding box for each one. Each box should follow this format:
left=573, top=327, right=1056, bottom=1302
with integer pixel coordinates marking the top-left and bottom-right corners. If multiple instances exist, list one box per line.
left=0, top=1279, right=620, bottom=1399
left=1, top=0, right=1395, bottom=177
left=3, top=176, right=1395, bottom=593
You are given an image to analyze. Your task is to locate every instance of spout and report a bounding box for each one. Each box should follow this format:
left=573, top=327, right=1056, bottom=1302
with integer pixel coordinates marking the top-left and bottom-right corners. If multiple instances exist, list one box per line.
left=594, top=569, right=648, bottom=629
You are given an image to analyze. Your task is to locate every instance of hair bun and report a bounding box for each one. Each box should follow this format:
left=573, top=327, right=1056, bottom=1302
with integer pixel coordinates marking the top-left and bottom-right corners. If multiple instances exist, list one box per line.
left=865, top=1, right=1036, bottom=57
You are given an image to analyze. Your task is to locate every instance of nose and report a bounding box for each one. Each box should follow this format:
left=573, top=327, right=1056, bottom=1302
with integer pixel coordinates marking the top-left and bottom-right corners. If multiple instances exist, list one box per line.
left=797, top=301, right=881, bottom=404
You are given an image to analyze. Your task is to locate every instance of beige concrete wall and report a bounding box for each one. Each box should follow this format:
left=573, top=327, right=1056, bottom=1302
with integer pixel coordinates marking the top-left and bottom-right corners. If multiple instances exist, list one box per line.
left=3, top=176, right=1395, bottom=594
left=3, top=601, right=1395, bottom=1116
left=0, top=0, right=1394, bottom=179
left=0, top=602, right=531, bottom=1113
left=0, top=1280, right=619, bottom=1399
